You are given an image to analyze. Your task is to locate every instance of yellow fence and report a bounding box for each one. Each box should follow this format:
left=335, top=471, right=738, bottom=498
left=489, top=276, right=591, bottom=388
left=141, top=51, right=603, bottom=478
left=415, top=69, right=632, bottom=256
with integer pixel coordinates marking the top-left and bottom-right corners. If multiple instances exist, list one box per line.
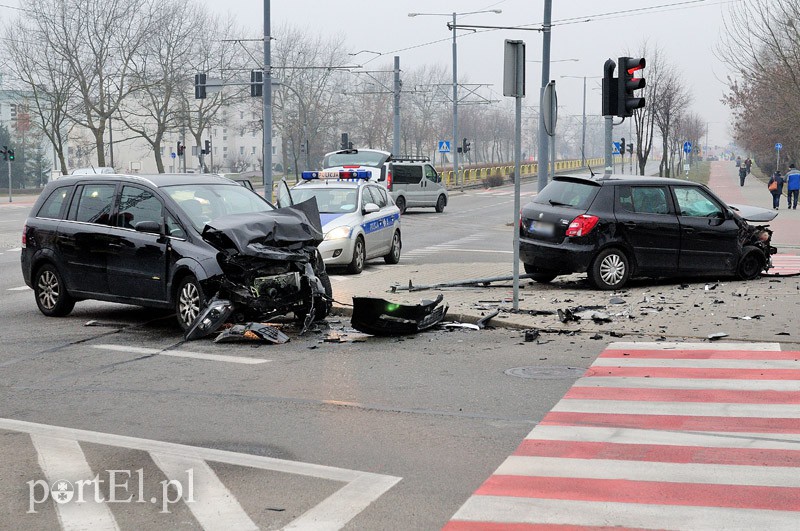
left=441, top=157, right=617, bottom=187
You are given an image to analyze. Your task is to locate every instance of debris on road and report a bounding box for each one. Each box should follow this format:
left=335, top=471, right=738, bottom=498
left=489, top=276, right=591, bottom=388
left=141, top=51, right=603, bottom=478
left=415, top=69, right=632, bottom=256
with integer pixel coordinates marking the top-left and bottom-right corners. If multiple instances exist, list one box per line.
left=214, top=323, right=290, bottom=344
left=390, top=274, right=534, bottom=293
left=475, top=309, right=500, bottom=329
left=524, top=329, right=540, bottom=342
left=351, top=294, right=448, bottom=336
left=707, top=332, right=729, bottom=340
left=442, top=322, right=481, bottom=331
left=730, top=315, right=765, bottom=320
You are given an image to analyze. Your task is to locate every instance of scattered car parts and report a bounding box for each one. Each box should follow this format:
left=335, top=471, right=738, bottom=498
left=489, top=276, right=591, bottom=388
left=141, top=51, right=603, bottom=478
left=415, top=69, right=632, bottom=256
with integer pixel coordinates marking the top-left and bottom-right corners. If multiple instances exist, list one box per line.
left=351, top=294, right=448, bottom=336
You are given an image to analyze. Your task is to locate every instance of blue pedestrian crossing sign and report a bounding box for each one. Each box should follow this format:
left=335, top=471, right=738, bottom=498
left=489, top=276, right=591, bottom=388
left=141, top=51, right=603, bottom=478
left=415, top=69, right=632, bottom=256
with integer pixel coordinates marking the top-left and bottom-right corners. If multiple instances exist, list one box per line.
left=612, top=142, right=621, bottom=155
left=438, top=140, right=451, bottom=153
left=776, top=143, right=783, bottom=151
left=170, top=152, right=176, bottom=159
left=683, top=141, right=692, bottom=154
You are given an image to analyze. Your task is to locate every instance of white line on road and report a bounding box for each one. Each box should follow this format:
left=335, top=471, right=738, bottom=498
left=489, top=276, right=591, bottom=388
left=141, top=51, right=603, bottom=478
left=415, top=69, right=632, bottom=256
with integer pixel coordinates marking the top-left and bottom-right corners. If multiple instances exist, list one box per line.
left=592, top=358, right=800, bottom=369
left=607, top=342, right=782, bottom=351
left=574, top=377, right=800, bottom=391
left=92, top=344, right=270, bottom=365
left=553, top=398, right=800, bottom=418
left=7, top=285, right=31, bottom=291
left=31, top=435, right=120, bottom=531
left=151, top=453, right=258, bottom=531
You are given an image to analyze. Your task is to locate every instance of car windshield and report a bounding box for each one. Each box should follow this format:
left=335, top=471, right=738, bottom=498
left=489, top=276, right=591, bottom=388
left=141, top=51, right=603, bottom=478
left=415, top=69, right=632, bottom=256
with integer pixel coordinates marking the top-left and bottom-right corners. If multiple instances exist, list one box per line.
left=164, top=184, right=273, bottom=230
left=323, top=150, right=388, bottom=168
left=534, top=179, right=599, bottom=209
left=291, top=187, right=358, bottom=214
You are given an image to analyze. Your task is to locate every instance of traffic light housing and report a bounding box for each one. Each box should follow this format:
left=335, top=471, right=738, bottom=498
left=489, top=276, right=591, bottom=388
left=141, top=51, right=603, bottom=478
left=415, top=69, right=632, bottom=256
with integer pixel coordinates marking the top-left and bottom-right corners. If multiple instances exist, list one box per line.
left=602, top=59, right=618, bottom=117
left=194, top=73, right=207, bottom=99
left=0, top=146, right=6, bottom=161
left=620, top=137, right=626, bottom=153
left=250, top=70, right=263, bottom=97
left=617, top=56, right=646, bottom=117
left=7, top=149, right=14, bottom=161
left=177, top=141, right=184, bottom=156
left=462, top=138, right=471, bottom=153
left=204, top=140, right=211, bottom=155
left=627, top=143, right=634, bottom=155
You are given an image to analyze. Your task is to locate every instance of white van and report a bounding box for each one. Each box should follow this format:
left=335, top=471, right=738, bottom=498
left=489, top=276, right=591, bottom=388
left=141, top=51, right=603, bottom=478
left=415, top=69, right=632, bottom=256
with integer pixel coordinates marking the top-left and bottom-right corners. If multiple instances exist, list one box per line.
left=386, top=159, right=448, bottom=214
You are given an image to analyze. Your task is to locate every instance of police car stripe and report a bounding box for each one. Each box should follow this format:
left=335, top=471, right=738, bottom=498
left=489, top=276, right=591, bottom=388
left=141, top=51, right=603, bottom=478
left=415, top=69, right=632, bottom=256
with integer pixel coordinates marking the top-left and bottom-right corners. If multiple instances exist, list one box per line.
left=361, top=213, right=399, bottom=235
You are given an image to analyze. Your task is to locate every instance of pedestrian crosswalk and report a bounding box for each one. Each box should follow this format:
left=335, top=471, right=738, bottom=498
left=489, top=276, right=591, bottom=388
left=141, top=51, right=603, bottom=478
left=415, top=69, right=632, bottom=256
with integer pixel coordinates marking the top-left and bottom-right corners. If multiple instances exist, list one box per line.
left=446, top=341, right=800, bottom=530
left=769, top=253, right=800, bottom=276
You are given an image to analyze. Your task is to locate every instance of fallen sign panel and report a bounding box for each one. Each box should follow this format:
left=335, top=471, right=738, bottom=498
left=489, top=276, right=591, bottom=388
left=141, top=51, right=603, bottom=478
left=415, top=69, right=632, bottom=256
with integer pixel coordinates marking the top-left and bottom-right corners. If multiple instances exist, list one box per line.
left=351, top=294, right=448, bottom=336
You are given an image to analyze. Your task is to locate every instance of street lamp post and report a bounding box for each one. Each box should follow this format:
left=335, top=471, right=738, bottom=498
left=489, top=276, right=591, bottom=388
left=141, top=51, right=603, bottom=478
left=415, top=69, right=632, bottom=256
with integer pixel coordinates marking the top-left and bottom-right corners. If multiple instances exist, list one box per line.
left=408, top=9, right=501, bottom=189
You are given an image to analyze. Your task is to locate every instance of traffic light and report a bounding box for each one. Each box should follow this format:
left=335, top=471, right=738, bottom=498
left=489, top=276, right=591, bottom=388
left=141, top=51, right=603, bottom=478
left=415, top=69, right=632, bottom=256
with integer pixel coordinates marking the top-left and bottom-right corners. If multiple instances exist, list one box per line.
left=177, top=141, right=184, bottom=156
left=627, top=143, right=634, bottom=155
left=341, top=133, right=349, bottom=150
left=602, top=59, right=618, bottom=117
left=462, top=138, right=471, bottom=153
left=620, top=137, right=626, bottom=153
left=617, top=56, right=646, bottom=117
left=250, top=70, right=263, bottom=97
left=194, top=73, right=207, bottom=99
left=7, top=149, right=14, bottom=161
left=0, top=146, right=6, bottom=161
left=204, top=140, right=211, bottom=155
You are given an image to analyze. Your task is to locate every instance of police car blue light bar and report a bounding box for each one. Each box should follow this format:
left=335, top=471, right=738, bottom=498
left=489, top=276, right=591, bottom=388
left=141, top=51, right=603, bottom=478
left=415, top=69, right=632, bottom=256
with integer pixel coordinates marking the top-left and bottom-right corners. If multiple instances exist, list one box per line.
left=301, top=171, right=320, bottom=180
left=301, top=169, right=372, bottom=181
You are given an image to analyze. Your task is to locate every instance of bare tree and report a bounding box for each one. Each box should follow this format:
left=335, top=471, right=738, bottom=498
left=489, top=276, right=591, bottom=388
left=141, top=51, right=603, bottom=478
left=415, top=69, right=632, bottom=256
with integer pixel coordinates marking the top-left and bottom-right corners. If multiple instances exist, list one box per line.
left=652, top=61, right=691, bottom=177
left=632, top=42, right=662, bottom=175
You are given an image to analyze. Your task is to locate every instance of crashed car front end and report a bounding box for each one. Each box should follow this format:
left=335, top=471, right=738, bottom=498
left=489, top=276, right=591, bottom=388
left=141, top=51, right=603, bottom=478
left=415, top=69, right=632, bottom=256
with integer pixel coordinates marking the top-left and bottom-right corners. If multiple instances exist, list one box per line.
left=188, top=199, right=331, bottom=338
left=730, top=205, right=777, bottom=277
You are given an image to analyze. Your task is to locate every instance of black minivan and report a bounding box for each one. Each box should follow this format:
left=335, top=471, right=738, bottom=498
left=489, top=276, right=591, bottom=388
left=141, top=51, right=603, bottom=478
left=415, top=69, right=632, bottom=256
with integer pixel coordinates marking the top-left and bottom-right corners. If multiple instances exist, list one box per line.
left=519, top=175, right=776, bottom=290
left=21, top=173, right=331, bottom=329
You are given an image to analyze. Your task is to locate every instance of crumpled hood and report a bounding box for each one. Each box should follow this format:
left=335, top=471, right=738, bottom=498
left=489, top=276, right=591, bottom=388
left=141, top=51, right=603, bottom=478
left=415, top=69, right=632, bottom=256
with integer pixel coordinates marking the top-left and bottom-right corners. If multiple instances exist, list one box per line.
left=201, top=198, right=323, bottom=257
left=728, top=203, right=778, bottom=222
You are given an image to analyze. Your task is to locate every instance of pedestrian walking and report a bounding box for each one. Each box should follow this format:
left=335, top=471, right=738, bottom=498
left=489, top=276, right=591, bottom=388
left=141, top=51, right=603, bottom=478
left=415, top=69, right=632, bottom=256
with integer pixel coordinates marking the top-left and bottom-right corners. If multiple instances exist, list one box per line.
left=786, top=163, right=800, bottom=209
left=736, top=156, right=742, bottom=168
left=769, top=170, right=785, bottom=210
left=739, top=165, right=747, bottom=187
left=745, top=157, right=752, bottom=174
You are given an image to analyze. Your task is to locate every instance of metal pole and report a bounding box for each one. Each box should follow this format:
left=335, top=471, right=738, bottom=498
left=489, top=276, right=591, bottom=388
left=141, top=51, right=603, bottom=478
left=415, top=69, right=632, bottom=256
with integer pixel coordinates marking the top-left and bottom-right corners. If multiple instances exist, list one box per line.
left=580, top=76, right=586, bottom=167
left=512, top=95, right=522, bottom=310
left=108, top=92, right=114, bottom=169
left=452, top=12, right=460, bottom=190
left=8, top=159, right=11, bottom=203
left=393, top=56, right=401, bottom=156
left=604, top=116, right=613, bottom=175
left=263, top=0, right=273, bottom=200
left=536, top=0, right=552, bottom=191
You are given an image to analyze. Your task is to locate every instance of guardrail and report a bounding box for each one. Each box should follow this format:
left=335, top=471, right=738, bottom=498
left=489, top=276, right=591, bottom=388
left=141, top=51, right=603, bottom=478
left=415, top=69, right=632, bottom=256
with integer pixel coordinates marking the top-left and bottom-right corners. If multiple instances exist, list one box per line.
left=439, top=156, right=620, bottom=187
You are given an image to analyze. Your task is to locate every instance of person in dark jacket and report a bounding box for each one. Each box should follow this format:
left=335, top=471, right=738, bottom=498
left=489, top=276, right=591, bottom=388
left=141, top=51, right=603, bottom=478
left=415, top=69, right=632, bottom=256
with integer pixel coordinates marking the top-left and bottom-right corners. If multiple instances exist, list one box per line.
left=769, top=171, right=785, bottom=210
left=739, top=165, right=747, bottom=186
left=786, top=163, right=800, bottom=209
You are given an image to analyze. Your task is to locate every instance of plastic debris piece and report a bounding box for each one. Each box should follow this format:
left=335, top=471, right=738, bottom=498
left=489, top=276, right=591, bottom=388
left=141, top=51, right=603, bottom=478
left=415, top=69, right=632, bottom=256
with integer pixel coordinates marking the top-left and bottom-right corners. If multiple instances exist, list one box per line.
left=476, top=309, right=500, bottom=329
left=707, top=332, right=729, bottom=341
left=213, top=322, right=289, bottom=344
left=442, top=322, right=481, bottom=331
left=351, top=294, right=448, bottom=336
left=609, top=297, right=626, bottom=305
left=524, top=329, right=540, bottom=342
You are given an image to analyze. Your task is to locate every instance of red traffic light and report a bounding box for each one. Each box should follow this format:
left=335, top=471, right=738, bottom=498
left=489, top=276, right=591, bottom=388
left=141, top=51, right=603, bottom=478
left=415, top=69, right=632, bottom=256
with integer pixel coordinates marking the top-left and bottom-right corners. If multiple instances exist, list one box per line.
left=626, top=57, right=646, bottom=75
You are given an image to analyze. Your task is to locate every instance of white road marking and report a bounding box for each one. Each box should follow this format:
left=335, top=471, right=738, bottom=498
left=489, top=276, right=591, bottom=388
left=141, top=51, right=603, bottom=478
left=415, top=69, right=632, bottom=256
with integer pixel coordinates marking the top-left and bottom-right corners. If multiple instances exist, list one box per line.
left=7, top=247, right=21, bottom=252
left=575, top=377, right=800, bottom=391
left=451, top=496, right=800, bottom=529
left=7, top=285, right=31, bottom=291
left=607, top=341, right=782, bottom=351
left=495, top=455, right=800, bottom=487
left=92, top=344, right=270, bottom=365
left=593, top=358, right=800, bottom=369
left=3, top=418, right=402, bottom=531
left=151, top=454, right=258, bottom=531
left=524, top=425, right=800, bottom=449
left=554, top=398, right=800, bottom=418
left=31, top=435, right=120, bottom=531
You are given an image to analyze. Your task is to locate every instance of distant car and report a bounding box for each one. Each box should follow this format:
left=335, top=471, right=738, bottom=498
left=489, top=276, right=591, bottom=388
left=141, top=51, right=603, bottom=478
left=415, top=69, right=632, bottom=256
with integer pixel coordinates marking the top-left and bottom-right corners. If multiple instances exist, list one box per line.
left=385, top=159, right=448, bottom=214
left=71, top=167, right=116, bottom=175
left=322, top=148, right=391, bottom=183
left=277, top=170, right=401, bottom=274
left=21, top=174, right=331, bottom=330
left=519, top=175, right=776, bottom=290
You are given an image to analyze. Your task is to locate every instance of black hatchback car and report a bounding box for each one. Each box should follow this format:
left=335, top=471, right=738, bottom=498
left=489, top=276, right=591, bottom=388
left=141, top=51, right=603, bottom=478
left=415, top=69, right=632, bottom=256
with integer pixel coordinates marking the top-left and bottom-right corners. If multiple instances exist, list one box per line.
left=519, top=175, right=776, bottom=290
left=21, top=174, right=331, bottom=329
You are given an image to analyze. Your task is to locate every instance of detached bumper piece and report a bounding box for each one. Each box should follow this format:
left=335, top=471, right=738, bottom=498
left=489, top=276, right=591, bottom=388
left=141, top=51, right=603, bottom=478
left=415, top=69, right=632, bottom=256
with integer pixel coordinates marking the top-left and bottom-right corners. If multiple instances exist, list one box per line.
left=214, top=323, right=289, bottom=344
left=351, top=294, right=448, bottom=336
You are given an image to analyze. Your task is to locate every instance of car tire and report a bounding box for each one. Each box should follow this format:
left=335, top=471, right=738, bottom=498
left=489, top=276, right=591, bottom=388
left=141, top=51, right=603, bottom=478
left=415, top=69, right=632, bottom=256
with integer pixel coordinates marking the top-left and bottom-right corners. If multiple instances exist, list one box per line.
left=523, top=263, right=558, bottom=283
left=384, top=230, right=401, bottom=264
left=34, top=263, right=75, bottom=317
left=346, top=236, right=366, bottom=274
left=589, top=248, right=630, bottom=290
left=395, top=196, right=406, bottom=214
left=175, top=274, right=205, bottom=331
left=737, top=248, right=765, bottom=280
left=435, top=194, right=446, bottom=213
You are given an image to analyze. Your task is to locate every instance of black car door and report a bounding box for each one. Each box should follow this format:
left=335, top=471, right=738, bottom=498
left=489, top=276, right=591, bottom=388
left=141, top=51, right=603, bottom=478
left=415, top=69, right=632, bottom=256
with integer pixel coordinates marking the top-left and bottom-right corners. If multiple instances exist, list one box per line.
left=106, top=185, right=169, bottom=302
left=614, top=185, right=680, bottom=273
left=671, top=185, right=740, bottom=273
left=57, top=182, right=116, bottom=294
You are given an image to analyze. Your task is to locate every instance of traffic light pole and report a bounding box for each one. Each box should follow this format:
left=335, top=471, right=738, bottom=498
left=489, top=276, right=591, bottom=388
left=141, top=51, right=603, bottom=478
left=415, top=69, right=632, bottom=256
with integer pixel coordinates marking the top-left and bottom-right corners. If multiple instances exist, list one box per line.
left=7, top=159, right=11, bottom=203
left=604, top=116, right=613, bottom=176
left=536, top=0, right=552, bottom=192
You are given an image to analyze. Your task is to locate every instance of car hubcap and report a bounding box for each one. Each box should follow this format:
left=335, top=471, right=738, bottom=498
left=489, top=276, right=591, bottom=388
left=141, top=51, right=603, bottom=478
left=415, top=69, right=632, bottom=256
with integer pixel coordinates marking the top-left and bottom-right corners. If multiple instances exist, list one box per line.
left=392, top=235, right=400, bottom=259
left=179, top=283, right=200, bottom=325
left=356, top=242, right=364, bottom=269
left=37, top=271, right=59, bottom=310
left=600, top=254, right=625, bottom=285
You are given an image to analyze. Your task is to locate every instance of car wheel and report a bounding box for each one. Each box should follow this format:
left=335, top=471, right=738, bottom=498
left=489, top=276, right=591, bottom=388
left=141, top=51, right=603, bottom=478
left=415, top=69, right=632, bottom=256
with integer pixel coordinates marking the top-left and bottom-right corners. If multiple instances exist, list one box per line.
left=298, top=271, right=333, bottom=322
left=384, top=230, right=401, bottom=264
left=175, top=275, right=205, bottom=331
left=347, top=236, right=366, bottom=274
left=34, top=263, right=75, bottom=317
left=435, top=194, right=446, bottom=213
left=589, top=248, right=630, bottom=290
left=737, top=248, right=764, bottom=280
left=395, top=196, right=406, bottom=214
left=523, top=263, right=558, bottom=283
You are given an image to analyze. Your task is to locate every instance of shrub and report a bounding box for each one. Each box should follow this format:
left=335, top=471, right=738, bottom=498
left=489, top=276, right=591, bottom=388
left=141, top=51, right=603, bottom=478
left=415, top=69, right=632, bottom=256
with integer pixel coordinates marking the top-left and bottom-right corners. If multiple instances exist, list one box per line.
left=483, top=174, right=505, bottom=188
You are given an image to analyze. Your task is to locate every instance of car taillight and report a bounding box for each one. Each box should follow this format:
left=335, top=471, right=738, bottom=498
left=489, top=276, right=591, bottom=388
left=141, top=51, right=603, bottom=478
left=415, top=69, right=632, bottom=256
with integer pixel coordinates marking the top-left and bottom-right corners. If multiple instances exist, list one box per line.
left=565, top=215, right=599, bottom=237
left=386, top=170, right=393, bottom=191
left=21, top=224, right=27, bottom=248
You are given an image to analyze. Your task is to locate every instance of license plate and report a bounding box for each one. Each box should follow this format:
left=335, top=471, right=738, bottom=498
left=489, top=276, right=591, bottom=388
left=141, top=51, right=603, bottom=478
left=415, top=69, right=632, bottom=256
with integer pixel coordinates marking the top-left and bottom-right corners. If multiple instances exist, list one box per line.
left=530, top=221, right=554, bottom=236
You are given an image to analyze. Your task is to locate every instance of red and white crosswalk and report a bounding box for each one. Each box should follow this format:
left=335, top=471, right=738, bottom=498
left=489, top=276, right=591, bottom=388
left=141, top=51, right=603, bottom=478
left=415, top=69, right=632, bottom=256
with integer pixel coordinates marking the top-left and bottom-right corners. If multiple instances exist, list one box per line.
left=445, top=341, right=800, bottom=530
left=769, top=254, right=800, bottom=276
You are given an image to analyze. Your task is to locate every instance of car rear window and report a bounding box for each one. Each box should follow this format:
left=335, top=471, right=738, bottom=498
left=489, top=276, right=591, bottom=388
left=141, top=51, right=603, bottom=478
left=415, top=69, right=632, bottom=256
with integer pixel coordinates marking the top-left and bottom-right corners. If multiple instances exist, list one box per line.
left=392, top=164, right=422, bottom=184
left=323, top=151, right=388, bottom=168
left=37, top=186, right=71, bottom=219
left=533, top=179, right=599, bottom=209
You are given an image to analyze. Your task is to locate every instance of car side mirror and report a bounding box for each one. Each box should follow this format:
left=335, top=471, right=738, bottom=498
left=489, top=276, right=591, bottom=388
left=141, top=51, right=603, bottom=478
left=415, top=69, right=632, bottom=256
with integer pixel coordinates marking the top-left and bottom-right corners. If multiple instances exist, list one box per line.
left=363, top=203, right=380, bottom=214
left=725, top=208, right=734, bottom=220
left=135, top=220, right=162, bottom=234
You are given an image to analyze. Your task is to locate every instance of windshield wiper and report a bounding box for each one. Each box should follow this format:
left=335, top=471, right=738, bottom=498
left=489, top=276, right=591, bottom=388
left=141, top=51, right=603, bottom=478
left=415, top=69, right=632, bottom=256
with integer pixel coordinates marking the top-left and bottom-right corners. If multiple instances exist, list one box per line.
left=548, top=199, right=572, bottom=207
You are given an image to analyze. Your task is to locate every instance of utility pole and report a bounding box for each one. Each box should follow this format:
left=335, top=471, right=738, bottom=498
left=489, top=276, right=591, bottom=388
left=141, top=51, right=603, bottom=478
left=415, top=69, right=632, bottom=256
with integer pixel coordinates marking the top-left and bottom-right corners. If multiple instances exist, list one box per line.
left=536, top=0, right=552, bottom=191
left=581, top=76, right=586, bottom=167
left=451, top=12, right=459, bottom=190
left=262, top=0, right=273, bottom=199
left=393, top=56, right=401, bottom=156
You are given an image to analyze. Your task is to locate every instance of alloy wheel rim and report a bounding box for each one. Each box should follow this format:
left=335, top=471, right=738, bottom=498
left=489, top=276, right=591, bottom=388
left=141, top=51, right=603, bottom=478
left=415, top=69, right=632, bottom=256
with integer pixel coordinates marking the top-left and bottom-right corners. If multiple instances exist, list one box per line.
left=356, top=241, right=365, bottom=269
left=392, top=234, right=400, bottom=259
left=37, top=270, right=59, bottom=310
left=600, top=254, right=625, bottom=285
left=179, top=282, right=200, bottom=325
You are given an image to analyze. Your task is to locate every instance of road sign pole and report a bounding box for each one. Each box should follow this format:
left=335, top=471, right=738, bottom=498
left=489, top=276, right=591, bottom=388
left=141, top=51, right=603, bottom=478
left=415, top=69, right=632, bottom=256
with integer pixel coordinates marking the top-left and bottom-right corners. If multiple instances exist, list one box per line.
left=7, top=159, right=11, bottom=203
left=604, top=116, right=613, bottom=175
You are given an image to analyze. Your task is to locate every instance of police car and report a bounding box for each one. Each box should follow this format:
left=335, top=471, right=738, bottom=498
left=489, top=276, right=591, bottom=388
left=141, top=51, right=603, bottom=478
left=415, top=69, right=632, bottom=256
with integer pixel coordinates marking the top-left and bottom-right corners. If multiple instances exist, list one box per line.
left=277, top=169, right=401, bottom=274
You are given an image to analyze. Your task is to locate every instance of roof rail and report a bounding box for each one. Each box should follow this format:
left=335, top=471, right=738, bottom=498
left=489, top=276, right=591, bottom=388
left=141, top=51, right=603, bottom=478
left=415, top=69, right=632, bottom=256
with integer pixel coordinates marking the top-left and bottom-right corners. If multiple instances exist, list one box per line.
left=390, top=155, right=430, bottom=163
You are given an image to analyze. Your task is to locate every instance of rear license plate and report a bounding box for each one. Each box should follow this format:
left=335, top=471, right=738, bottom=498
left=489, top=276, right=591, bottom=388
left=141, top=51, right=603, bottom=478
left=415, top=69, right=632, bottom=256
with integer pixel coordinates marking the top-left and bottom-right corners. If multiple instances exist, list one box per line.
left=530, top=221, right=554, bottom=236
